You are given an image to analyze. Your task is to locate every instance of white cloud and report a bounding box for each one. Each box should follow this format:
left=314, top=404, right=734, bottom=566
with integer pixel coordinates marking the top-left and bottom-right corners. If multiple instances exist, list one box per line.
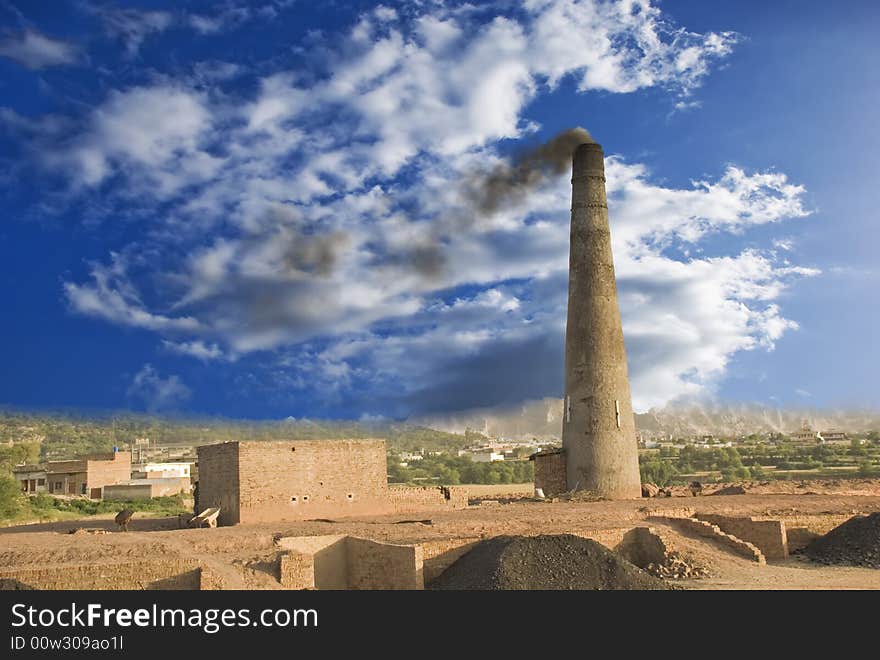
left=64, top=258, right=201, bottom=333
left=187, top=0, right=294, bottom=34
left=90, top=6, right=174, bottom=55
left=21, top=1, right=816, bottom=415
left=50, top=85, right=218, bottom=192
left=0, top=30, right=79, bottom=69
left=162, top=340, right=227, bottom=361
left=126, top=364, right=191, bottom=411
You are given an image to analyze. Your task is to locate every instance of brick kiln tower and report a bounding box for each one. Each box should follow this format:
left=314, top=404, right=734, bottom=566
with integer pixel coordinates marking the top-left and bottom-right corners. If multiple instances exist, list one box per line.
left=561, top=140, right=642, bottom=499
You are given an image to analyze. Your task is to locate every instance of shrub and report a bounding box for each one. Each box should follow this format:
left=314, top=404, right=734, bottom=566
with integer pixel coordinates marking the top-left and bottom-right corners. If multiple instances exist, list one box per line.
left=0, top=476, right=25, bottom=519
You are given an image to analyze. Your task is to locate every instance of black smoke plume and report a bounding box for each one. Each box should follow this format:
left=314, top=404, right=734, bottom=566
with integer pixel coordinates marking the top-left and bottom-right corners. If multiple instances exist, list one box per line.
left=465, top=126, right=595, bottom=215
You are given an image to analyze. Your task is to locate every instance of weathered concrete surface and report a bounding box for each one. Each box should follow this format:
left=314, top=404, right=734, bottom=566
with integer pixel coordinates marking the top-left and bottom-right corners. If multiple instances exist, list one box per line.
left=562, top=141, right=641, bottom=499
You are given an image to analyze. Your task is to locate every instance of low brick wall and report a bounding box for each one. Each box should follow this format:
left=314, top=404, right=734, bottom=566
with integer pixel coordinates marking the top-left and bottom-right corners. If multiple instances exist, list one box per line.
left=347, top=538, right=423, bottom=590
left=572, top=528, right=632, bottom=550
left=276, top=535, right=424, bottom=590
left=279, top=552, right=316, bottom=590
left=276, top=535, right=348, bottom=589
left=386, top=486, right=468, bottom=513
left=649, top=516, right=766, bottom=564
left=103, top=478, right=189, bottom=500
left=0, top=559, right=201, bottom=590
left=771, top=513, right=855, bottom=552
left=696, top=514, right=788, bottom=560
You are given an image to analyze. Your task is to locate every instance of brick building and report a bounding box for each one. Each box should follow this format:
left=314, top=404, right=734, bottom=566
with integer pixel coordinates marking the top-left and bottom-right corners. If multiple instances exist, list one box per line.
left=530, top=447, right=567, bottom=497
left=197, top=440, right=466, bottom=526
left=45, top=450, right=131, bottom=498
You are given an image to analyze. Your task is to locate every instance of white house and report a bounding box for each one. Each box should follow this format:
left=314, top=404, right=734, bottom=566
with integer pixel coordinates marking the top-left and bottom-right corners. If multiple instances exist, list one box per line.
left=143, top=462, right=192, bottom=479
left=470, top=451, right=505, bottom=463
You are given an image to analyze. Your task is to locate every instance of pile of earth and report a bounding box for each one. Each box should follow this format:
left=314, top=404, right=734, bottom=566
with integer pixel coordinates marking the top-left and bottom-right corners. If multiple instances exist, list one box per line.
left=804, top=512, right=880, bottom=568
left=428, top=534, right=670, bottom=590
left=644, top=551, right=708, bottom=580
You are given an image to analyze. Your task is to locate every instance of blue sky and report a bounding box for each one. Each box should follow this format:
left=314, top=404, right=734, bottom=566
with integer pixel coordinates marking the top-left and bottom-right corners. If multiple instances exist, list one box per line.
left=0, top=0, right=877, bottom=419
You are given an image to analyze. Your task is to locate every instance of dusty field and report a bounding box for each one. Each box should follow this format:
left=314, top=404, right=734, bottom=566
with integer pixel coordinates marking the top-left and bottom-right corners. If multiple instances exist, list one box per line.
left=3, top=479, right=880, bottom=590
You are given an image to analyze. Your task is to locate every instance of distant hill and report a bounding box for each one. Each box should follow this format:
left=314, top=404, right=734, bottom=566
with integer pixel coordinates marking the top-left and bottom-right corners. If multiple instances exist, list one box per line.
left=3, top=401, right=878, bottom=459
left=410, top=399, right=880, bottom=440
left=0, top=412, right=473, bottom=460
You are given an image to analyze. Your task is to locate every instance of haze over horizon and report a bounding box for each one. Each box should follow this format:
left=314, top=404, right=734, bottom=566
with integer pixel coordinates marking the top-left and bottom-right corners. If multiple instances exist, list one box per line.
left=1, top=1, right=878, bottom=419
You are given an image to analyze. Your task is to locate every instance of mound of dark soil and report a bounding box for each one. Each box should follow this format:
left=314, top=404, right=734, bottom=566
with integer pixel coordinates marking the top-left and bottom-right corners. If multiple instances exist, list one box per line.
left=804, top=512, right=880, bottom=568
left=712, top=485, right=747, bottom=496
left=427, top=534, right=670, bottom=590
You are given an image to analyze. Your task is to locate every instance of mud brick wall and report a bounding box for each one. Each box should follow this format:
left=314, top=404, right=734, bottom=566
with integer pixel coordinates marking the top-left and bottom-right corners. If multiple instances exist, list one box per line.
left=86, top=452, right=132, bottom=491
left=346, top=538, right=423, bottom=590
left=649, top=516, right=766, bottom=563
left=387, top=486, right=469, bottom=513
left=276, top=535, right=423, bottom=589
left=697, top=514, right=788, bottom=560
left=197, top=442, right=241, bottom=526
left=774, top=513, right=854, bottom=552
left=0, top=559, right=200, bottom=590
left=277, top=535, right=350, bottom=590
left=534, top=452, right=567, bottom=496
left=279, top=552, right=316, bottom=590
left=236, top=440, right=388, bottom=523
left=573, top=528, right=632, bottom=549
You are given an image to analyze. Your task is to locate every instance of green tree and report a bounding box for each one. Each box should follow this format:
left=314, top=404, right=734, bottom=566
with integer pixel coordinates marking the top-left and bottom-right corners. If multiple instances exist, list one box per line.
left=0, top=475, right=24, bottom=519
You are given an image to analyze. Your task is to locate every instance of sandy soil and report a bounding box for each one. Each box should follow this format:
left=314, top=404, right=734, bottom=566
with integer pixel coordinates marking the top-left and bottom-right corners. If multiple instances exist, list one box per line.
left=3, top=480, right=880, bottom=589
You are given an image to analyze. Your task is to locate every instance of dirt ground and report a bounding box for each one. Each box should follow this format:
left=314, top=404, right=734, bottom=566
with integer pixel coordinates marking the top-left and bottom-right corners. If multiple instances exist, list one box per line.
left=3, top=479, right=880, bottom=590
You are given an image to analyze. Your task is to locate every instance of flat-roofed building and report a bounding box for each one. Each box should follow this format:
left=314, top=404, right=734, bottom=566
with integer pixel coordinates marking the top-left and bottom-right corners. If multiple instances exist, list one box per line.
left=12, top=465, right=47, bottom=493
left=45, top=450, right=131, bottom=498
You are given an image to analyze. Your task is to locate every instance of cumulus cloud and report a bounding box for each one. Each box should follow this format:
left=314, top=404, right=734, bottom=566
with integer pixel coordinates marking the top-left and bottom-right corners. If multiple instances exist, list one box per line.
left=0, top=29, right=79, bottom=69
left=12, top=1, right=816, bottom=415
left=126, top=364, right=191, bottom=411
left=48, top=85, right=218, bottom=192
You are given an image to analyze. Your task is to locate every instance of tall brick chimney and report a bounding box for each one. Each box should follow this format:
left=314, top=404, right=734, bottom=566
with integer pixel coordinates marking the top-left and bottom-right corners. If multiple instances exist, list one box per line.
left=561, top=141, right=642, bottom=499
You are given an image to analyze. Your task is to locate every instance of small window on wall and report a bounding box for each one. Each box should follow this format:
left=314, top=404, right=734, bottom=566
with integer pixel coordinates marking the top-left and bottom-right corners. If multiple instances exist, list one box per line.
left=54, top=482, right=62, bottom=491
left=290, top=496, right=297, bottom=504
left=37, top=478, right=45, bottom=486
left=302, top=495, right=309, bottom=502
left=346, top=493, right=354, bottom=500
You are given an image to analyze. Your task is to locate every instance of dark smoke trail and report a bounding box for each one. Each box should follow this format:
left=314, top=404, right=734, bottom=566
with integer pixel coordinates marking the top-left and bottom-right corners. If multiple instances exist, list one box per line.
left=465, top=127, right=595, bottom=215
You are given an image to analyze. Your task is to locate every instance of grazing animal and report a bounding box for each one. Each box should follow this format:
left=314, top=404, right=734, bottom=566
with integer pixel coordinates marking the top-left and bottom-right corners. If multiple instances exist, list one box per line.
left=688, top=481, right=703, bottom=497
left=115, top=509, right=134, bottom=531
